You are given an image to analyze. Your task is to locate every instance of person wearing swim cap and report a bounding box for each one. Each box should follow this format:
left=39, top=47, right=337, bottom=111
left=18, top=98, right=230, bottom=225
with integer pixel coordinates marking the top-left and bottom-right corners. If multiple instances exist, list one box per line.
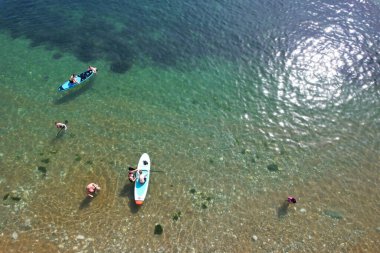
left=86, top=183, right=101, bottom=198
left=287, top=196, right=297, bottom=204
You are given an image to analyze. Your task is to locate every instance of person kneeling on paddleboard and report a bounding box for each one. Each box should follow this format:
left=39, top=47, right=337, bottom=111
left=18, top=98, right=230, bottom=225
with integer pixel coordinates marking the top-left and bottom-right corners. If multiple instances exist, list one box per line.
left=137, top=170, right=146, bottom=184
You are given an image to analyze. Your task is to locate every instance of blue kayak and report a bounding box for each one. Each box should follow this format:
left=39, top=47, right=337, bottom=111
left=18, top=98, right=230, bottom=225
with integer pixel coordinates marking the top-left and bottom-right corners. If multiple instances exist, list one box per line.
left=58, top=69, right=95, bottom=92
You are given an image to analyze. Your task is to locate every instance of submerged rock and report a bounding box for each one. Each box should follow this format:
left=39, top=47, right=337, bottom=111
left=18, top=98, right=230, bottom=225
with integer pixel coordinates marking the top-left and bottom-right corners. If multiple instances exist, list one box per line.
left=241, top=148, right=249, bottom=155
left=190, top=189, right=213, bottom=210
left=172, top=211, right=181, bottom=221
left=3, top=193, right=10, bottom=201
left=154, top=224, right=163, bottom=235
left=22, top=218, right=32, bottom=230
left=12, top=232, right=18, bottom=240
left=10, top=190, right=22, bottom=201
left=76, top=235, right=85, bottom=240
left=267, top=163, right=279, bottom=172
left=37, top=166, right=47, bottom=174
left=41, top=158, right=50, bottom=164
left=3, top=189, right=26, bottom=204
left=52, top=52, right=63, bottom=60
left=323, top=210, right=343, bottom=220
left=75, top=155, right=82, bottom=162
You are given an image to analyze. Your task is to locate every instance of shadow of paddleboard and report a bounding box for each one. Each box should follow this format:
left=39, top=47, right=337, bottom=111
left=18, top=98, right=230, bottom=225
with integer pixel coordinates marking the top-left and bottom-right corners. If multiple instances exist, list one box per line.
left=53, top=79, right=94, bottom=105
left=119, top=183, right=139, bottom=213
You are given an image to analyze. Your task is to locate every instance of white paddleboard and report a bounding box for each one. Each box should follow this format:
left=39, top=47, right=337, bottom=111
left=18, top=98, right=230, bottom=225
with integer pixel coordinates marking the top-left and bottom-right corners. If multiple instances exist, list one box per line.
left=134, top=153, right=151, bottom=205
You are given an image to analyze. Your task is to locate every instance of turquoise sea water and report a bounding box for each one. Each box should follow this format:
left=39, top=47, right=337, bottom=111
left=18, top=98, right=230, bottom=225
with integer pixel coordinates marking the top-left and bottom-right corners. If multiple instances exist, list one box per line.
left=0, top=0, right=379, bottom=252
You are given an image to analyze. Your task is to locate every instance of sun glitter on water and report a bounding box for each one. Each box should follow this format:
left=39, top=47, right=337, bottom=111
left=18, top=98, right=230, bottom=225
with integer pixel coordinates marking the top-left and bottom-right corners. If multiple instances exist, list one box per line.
left=285, top=30, right=349, bottom=108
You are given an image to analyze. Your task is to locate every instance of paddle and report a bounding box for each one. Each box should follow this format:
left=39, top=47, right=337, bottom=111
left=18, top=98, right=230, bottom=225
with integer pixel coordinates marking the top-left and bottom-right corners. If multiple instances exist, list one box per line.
left=128, top=164, right=164, bottom=173
left=151, top=169, right=165, bottom=173
left=56, top=128, right=64, bottom=137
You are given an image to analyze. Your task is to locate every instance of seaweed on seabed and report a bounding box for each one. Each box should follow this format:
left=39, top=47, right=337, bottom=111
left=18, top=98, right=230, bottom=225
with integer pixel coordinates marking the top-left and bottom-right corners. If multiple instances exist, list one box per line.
left=75, top=40, right=97, bottom=62
left=41, top=158, right=50, bottom=164
left=105, top=36, right=135, bottom=73
left=172, top=211, right=182, bottom=221
left=52, top=52, right=63, bottom=60
left=3, top=193, right=9, bottom=201
left=148, top=41, right=178, bottom=67
left=154, top=224, right=163, bottom=235
left=37, top=166, right=47, bottom=175
left=75, top=154, right=82, bottom=162
left=110, top=60, right=133, bottom=74
left=190, top=189, right=213, bottom=210
left=267, top=163, right=279, bottom=172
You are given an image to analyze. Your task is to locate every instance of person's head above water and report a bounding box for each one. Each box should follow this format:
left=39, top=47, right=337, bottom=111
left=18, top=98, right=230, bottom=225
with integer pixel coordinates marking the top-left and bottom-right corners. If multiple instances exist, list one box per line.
left=55, top=121, right=68, bottom=130
left=287, top=196, right=297, bottom=204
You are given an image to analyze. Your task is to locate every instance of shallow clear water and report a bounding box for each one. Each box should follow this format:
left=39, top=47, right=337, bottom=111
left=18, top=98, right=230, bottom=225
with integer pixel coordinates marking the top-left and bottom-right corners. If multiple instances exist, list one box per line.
left=0, top=0, right=379, bottom=252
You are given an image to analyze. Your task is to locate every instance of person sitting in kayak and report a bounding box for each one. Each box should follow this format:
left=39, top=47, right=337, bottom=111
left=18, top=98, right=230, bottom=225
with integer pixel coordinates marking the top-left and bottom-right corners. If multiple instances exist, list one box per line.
left=69, top=73, right=78, bottom=84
